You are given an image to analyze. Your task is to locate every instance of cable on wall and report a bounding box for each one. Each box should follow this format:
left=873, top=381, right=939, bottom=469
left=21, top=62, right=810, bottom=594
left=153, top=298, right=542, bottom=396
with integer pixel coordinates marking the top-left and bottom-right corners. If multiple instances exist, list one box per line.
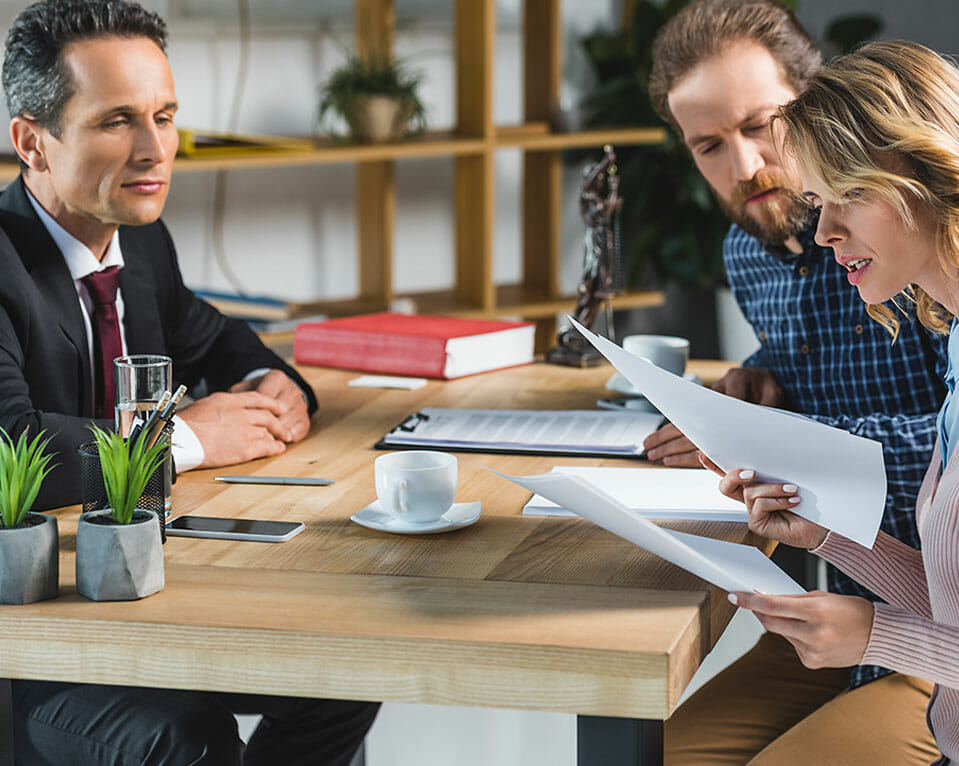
left=210, top=0, right=252, bottom=295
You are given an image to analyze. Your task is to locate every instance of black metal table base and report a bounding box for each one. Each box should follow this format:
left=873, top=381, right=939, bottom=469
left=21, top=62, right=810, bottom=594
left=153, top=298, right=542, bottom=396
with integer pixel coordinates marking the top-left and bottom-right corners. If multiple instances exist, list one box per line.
left=0, top=678, right=13, bottom=766
left=578, top=715, right=664, bottom=766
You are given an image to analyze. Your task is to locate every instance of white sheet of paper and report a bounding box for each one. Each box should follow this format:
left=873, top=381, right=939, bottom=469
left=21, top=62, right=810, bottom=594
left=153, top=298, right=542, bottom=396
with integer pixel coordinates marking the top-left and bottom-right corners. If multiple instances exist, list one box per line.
left=348, top=375, right=428, bottom=390
left=494, top=468, right=804, bottom=595
left=569, top=318, right=886, bottom=548
left=523, top=466, right=747, bottom=521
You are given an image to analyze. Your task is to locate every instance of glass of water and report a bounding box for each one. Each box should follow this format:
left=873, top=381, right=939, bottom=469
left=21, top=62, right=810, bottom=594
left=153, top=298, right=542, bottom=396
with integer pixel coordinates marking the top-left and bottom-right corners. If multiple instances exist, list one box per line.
left=113, top=354, right=172, bottom=436
left=113, top=354, right=173, bottom=520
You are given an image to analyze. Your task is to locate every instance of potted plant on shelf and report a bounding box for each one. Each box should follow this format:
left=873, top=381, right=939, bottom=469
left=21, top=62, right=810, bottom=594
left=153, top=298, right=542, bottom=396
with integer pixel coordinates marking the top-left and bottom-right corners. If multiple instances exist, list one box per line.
left=317, top=53, right=428, bottom=143
left=76, top=427, right=168, bottom=601
left=0, top=428, right=58, bottom=604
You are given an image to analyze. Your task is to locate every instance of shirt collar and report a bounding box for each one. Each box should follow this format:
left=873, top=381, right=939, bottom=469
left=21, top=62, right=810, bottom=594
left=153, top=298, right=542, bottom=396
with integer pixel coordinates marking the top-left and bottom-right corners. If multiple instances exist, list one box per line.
left=25, top=188, right=124, bottom=280
left=945, top=318, right=959, bottom=389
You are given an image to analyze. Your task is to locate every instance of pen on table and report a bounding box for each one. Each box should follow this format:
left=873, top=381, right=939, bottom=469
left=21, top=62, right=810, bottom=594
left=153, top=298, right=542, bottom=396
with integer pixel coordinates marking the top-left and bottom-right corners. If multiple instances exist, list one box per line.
left=214, top=476, right=335, bottom=487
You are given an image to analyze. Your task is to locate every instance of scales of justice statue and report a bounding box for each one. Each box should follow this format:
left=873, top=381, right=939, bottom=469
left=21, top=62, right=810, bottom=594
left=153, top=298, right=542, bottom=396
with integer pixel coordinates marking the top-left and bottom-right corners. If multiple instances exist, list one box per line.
left=546, top=144, right=624, bottom=367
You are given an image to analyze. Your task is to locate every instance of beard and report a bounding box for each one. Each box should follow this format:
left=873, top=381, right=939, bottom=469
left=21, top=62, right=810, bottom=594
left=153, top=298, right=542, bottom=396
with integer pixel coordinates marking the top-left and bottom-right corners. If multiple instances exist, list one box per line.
left=717, top=168, right=813, bottom=246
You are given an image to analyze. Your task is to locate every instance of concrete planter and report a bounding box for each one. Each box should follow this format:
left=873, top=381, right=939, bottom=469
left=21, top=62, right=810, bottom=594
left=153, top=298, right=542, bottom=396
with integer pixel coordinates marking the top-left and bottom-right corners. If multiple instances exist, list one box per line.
left=76, top=509, right=164, bottom=601
left=0, top=512, right=58, bottom=604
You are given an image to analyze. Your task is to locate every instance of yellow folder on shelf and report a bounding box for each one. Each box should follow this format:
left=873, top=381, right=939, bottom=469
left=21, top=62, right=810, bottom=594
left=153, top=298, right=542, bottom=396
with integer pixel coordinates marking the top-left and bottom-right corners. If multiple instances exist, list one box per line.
left=176, top=128, right=314, bottom=158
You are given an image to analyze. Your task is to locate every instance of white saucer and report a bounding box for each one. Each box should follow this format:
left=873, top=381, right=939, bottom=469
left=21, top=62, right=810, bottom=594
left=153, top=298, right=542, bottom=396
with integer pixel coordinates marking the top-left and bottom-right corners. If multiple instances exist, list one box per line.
left=351, top=500, right=482, bottom=535
left=605, top=371, right=701, bottom=397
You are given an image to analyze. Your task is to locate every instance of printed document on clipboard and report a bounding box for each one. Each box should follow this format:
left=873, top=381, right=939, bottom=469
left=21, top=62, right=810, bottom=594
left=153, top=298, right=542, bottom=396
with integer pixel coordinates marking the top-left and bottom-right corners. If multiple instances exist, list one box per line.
left=377, top=407, right=664, bottom=458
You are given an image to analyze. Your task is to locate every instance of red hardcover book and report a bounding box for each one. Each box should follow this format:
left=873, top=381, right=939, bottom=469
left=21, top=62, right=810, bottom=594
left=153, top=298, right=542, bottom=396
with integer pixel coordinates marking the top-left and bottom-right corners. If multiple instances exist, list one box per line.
left=293, top=312, right=536, bottom=379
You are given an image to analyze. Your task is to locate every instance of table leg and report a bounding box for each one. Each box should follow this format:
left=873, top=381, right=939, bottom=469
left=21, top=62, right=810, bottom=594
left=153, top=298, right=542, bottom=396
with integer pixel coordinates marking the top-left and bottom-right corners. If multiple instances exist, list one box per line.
left=0, top=678, right=13, bottom=766
left=577, top=715, right=663, bottom=766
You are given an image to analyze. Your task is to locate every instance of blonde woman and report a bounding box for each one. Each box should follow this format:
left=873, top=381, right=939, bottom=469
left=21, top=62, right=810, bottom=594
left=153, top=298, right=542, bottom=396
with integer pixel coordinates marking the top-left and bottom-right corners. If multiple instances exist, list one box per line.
left=711, top=40, right=959, bottom=763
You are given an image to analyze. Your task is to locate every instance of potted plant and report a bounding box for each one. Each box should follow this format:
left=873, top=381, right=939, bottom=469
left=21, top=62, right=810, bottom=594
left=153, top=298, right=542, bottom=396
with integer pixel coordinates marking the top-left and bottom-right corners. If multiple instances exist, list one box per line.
left=317, top=53, right=428, bottom=143
left=76, top=427, right=168, bottom=601
left=0, top=428, right=58, bottom=604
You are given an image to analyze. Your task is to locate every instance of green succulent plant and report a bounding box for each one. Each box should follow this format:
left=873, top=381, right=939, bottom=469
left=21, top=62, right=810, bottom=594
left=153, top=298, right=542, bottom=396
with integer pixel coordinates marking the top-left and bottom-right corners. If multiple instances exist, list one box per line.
left=89, top=426, right=167, bottom=525
left=0, top=428, right=57, bottom=528
left=317, top=53, right=428, bottom=138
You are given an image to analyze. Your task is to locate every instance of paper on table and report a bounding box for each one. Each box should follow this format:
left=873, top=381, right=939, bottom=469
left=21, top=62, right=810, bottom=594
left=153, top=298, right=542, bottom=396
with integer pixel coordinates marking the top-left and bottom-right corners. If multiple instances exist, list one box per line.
left=523, top=466, right=747, bottom=521
left=494, top=468, right=804, bottom=595
left=569, top=318, right=886, bottom=549
left=349, top=375, right=428, bottom=390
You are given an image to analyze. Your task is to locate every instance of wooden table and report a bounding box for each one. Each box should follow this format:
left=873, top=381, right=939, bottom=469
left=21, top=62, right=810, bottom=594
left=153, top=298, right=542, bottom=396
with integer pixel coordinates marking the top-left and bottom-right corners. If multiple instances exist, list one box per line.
left=0, top=359, right=755, bottom=766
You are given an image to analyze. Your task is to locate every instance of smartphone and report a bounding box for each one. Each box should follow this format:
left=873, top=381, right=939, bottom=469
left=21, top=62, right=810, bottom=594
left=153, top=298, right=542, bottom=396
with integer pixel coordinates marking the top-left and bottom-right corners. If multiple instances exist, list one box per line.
left=165, top=515, right=305, bottom=543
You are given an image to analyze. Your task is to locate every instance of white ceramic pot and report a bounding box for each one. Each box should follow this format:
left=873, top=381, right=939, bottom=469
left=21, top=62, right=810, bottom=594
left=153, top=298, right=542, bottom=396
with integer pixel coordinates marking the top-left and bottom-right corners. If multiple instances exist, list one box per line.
left=76, top=509, right=164, bottom=601
left=0, top=512, right=58, bottom=604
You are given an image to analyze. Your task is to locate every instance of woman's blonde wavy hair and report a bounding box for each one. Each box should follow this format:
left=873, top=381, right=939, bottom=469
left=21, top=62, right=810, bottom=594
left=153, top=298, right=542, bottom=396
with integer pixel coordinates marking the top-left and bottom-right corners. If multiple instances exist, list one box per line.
left=779, top=40, right=959, bottom=337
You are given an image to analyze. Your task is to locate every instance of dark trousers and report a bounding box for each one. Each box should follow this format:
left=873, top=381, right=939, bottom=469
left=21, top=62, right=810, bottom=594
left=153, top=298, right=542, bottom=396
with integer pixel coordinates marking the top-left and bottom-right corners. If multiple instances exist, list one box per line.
left=12, top=680, right=380, bottom=765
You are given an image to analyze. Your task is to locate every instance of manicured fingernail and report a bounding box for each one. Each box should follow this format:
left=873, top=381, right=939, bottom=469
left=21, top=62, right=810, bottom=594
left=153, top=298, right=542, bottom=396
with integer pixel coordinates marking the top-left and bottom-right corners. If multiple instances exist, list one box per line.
left=783, top=484, right=798, bottom=493
left=727, top=593, right=739, bottom=605
left=739, top=470, right=754, bottom=480
left=789, top=496, right=801, bottom=504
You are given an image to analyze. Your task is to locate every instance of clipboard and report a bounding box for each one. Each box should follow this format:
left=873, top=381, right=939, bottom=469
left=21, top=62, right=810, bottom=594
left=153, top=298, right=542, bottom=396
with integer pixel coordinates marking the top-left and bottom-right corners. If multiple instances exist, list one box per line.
left=375, top=407, right=665, bottom=459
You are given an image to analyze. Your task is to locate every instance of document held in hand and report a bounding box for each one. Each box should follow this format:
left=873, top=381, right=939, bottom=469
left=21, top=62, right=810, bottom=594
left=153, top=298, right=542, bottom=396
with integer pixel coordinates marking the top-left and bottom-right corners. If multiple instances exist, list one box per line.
left=569, top=318, right=886, bottom=549
left=494, top=468, right=804, bottom=595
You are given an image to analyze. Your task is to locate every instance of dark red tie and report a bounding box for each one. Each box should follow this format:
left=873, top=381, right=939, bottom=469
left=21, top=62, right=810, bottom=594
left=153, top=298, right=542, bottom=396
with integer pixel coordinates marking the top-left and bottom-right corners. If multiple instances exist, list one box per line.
left=82, top=267, right=123, bottom=419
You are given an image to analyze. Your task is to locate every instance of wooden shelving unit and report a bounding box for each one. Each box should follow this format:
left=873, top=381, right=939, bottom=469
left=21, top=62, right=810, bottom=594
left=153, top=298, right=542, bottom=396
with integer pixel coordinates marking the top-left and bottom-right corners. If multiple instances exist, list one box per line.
left=0, top=0, right=668, bottom=350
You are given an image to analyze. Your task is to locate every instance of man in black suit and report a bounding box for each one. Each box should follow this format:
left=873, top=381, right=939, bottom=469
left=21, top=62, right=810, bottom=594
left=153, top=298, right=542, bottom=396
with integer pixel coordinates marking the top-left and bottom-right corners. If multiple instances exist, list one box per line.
left=0, top=1, right=317, bottom=511
left=1, top=1, right=378, bottom=763
left=0, top=176, right=318, bottom=509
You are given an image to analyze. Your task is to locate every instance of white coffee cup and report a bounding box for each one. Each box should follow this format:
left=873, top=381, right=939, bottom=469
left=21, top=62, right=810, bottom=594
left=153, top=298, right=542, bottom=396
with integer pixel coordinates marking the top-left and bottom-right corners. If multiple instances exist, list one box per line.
left=623, top=334, right=690, bottom=376
left=374, top=451, right=458, bottom=524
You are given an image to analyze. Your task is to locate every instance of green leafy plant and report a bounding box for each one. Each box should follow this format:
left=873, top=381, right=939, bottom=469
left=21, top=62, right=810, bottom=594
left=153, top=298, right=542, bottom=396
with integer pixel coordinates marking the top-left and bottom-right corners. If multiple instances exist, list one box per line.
left=89, top=426, right=167, bottom=525
left=0, top=428, right=57, bottom=528
left=317, top=53, right=428, bottom=139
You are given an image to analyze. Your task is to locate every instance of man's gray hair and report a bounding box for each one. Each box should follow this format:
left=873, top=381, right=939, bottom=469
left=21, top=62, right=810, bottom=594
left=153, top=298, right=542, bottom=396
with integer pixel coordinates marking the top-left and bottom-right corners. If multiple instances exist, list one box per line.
left=3, top=0, right=167, bottom=138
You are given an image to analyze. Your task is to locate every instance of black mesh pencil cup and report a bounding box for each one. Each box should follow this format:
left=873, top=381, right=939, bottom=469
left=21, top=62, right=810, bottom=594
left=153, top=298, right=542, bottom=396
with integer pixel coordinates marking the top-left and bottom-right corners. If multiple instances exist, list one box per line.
left=77, top=439, right=172, bottom=542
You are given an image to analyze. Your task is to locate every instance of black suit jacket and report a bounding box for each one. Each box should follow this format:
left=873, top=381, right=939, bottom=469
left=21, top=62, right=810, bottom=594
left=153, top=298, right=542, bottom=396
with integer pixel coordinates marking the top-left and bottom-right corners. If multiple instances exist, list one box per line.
left=0, top=177, right=317, bottom=510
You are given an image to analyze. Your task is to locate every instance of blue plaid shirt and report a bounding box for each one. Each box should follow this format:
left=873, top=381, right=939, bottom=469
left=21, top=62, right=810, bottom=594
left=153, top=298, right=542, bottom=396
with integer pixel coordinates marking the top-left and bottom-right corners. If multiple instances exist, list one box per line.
left=725, top=221, right=949, bottom=689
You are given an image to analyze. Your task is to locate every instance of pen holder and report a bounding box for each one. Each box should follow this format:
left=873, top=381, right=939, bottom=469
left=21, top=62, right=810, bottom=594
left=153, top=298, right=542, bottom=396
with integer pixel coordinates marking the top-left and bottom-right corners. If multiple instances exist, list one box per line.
left=77, top=439, right=172, bottom=544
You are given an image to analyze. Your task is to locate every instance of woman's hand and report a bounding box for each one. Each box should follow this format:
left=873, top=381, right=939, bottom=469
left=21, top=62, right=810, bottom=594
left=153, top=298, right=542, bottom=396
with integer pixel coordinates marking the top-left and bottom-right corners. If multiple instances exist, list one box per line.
left=730, top=590, right=874, bottom=669
left=699, top=454, right=828, bottom=549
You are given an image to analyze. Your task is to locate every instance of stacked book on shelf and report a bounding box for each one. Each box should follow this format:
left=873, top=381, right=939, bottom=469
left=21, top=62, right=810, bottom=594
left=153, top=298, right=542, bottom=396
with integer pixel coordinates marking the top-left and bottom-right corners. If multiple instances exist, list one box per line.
left=193, top=290, right=324, bottom=354
left=176, top=128, right=314, bottom=158
left=195, top=289, right=293, bottom=324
